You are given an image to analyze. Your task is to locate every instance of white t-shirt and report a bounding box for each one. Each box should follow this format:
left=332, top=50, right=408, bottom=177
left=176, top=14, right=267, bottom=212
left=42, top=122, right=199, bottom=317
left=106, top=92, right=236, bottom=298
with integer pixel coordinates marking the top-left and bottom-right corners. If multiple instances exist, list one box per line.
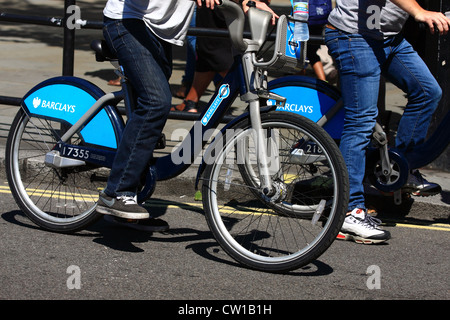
left=103, top=0, right=195, bottom=46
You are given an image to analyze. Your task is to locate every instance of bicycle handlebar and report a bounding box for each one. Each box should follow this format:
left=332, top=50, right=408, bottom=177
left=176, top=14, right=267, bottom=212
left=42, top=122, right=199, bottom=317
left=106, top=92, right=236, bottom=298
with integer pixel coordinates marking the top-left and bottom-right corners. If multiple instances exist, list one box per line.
left=216, top=0, right=248, bottom=52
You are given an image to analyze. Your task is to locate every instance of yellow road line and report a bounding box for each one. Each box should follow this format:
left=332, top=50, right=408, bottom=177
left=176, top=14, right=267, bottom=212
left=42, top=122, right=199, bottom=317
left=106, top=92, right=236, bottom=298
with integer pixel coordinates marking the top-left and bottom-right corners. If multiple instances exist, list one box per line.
left=1, top=185, right=449, bottom=231
left=388, top=222, right=450, bottom=232
left=1, top=185, right=97, bottom=201
left=149, top=200, right=450, bottom=230
left=145, top=200, right=277, bottom=216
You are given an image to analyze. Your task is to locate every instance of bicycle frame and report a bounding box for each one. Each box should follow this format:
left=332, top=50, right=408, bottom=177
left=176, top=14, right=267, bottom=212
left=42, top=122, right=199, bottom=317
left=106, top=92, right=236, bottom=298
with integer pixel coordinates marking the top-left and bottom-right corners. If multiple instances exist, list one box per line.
left=20, top=49, right=281, bottom=190
left=155, top=56, right=244, bottom=181
left=18, top=1, right=296, bottom=204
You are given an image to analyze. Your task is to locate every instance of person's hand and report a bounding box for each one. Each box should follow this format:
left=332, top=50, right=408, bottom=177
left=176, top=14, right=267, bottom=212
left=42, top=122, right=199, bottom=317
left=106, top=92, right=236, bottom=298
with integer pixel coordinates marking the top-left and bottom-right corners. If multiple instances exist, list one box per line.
left=196, top=0, right=221, bottom=10
left=414, top=9, right=450, bottom=35
left=241, top=0, right=279, bottom=25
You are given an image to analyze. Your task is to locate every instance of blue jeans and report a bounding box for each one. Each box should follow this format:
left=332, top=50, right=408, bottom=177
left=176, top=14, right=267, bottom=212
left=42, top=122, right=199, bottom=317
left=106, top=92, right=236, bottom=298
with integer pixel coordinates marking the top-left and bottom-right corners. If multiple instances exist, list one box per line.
left=103, top=17, right=173, bottom=197
left=325, top=28, right=441, bottom=211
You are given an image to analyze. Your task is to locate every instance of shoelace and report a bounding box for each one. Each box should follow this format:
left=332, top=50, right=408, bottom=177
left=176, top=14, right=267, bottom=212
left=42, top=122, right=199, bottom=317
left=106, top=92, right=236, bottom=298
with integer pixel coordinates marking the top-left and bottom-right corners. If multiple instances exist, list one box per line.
left=117, top=195, right=138, bottom=205
left=359, top=214, right=382, bottom=230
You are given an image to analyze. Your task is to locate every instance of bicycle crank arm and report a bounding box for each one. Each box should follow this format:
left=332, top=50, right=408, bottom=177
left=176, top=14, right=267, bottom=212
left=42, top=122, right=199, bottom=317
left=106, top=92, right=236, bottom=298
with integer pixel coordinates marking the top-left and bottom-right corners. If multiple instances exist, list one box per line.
left=373, top=123, right=392, bottom=177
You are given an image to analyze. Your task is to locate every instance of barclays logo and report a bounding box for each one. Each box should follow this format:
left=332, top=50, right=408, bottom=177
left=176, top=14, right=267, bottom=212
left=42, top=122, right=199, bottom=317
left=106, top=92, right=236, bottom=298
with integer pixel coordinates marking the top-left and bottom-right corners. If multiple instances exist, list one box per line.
left=31, top=95, right=76, bottom=113
left=201, top=84, right=230, bottom=126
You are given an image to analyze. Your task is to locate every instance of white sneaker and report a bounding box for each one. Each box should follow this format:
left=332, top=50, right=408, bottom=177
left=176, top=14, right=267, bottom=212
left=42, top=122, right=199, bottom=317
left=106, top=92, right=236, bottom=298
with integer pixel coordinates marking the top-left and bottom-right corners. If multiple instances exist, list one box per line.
left=337, top=208, right=391, bottom=244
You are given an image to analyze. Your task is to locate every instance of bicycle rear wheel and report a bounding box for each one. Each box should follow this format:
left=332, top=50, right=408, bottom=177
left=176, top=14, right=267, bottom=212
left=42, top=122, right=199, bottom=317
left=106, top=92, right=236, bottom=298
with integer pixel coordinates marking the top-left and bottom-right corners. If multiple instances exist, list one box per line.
left=5, top=109, right=106, bottom=232
left=202, top=111, right=348, bottom=272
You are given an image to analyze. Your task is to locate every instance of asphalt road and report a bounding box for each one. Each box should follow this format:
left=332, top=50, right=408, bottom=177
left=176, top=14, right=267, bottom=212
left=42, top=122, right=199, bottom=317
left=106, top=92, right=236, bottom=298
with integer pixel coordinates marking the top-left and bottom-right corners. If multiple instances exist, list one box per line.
left=0, top=175, right=449, bottom=304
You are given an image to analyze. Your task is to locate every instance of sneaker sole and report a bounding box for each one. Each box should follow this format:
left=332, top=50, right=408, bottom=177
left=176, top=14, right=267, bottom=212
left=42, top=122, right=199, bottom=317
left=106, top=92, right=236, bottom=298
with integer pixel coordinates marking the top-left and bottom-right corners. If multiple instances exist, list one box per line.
left=336, top=232, right=389, bottom=244
left=96, top=205, right=150, bottom=220
left=410, top=189, right=441, bottom=197
left=403, top=186, right=442, bottom=197
left=103, top=215, right=169, bottom=232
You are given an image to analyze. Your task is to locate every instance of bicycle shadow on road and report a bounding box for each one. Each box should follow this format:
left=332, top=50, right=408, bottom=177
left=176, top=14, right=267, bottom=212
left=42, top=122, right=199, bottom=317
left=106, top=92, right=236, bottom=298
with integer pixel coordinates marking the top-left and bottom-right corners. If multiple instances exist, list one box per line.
left=1, top=201, right=335, bottom=276
left=93, top=197, right=334, bottom=276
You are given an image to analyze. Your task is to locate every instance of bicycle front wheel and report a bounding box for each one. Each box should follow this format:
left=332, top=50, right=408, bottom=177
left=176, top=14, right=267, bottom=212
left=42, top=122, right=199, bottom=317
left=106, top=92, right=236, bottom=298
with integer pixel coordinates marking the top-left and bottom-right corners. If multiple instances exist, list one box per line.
left=202, top=111, right=349, bottom=272
left=5, top=109, right=107, bottom=232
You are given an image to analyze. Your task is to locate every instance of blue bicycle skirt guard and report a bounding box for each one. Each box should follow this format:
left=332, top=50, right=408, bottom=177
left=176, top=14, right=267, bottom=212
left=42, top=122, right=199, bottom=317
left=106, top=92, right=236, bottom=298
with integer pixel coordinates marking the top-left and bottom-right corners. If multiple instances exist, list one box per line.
left=21, top=77, right=121, bottom=149
left=268, top=75, right=343, bottom=139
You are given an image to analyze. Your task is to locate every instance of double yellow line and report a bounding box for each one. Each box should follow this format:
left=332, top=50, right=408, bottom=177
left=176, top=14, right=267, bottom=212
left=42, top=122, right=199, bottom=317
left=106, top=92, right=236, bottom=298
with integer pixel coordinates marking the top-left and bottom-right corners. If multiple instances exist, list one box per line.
left=1, top=184, right=448, bottom=232
left=385, top=221, right=450, bottom=232
left=0, top=185, right=97, bottom=202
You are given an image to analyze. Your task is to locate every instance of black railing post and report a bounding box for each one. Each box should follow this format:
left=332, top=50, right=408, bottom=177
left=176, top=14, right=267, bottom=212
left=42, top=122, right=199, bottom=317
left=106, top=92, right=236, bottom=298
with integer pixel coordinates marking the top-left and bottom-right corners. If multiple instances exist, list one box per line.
left=62, top=0, right=76, bottom=76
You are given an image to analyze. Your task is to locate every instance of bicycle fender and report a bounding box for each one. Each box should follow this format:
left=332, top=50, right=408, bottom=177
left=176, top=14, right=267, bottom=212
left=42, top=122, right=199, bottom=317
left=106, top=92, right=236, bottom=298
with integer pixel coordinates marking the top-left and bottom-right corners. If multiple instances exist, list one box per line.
left=268, top=75, right=344, bottom=139
left=21, top=76, right=124, bottom=149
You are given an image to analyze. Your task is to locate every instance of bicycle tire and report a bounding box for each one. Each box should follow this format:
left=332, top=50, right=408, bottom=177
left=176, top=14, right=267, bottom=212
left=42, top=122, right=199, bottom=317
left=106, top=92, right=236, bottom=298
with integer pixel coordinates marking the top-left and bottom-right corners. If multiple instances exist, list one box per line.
left=202, top=111, right=349, bottom=272
left=5, top=109, right=105, bottom=232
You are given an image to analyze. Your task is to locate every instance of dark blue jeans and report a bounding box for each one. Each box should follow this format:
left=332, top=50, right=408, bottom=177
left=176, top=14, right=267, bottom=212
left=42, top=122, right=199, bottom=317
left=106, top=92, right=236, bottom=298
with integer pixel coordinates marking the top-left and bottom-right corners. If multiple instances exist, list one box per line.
left=103, top=17, right=173, bottom=197
left=325, top=28, right=442, bottom=211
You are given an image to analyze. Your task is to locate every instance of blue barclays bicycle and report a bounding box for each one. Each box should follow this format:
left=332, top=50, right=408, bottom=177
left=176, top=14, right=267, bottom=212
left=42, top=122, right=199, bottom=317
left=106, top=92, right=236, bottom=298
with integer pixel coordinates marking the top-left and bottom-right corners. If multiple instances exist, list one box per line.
left=5, top=0, right=349, bottom=272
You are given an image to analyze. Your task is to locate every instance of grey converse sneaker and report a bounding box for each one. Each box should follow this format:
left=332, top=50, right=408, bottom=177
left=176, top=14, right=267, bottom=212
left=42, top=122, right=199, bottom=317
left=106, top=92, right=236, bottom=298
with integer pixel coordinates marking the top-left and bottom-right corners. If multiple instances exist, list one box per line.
left=96, top=192, right=150, bottom=220
left=337, top=208, right=391, bottom=244
left=403, top=169, right=442, bottom=197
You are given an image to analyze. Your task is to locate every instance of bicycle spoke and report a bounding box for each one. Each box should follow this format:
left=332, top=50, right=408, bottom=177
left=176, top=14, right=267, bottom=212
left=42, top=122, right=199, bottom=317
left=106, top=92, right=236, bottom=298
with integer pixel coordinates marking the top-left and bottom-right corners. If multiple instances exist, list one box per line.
left=6, top=110, right=105, bottom=230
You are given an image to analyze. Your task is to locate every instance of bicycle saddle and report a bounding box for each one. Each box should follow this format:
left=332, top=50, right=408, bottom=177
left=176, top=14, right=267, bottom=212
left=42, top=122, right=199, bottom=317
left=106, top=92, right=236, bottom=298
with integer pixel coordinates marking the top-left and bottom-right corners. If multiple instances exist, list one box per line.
left=90, top=39, right=117, bottom=62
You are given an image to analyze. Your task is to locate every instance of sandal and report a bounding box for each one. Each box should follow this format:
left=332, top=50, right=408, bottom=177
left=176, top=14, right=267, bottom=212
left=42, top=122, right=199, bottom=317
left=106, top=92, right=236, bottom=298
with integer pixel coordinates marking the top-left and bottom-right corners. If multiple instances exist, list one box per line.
left=171, top=100, right=198, bottom=113
left=107, top=77, right=121, bottom=86
left=172, top=81, right=191, bottom=99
